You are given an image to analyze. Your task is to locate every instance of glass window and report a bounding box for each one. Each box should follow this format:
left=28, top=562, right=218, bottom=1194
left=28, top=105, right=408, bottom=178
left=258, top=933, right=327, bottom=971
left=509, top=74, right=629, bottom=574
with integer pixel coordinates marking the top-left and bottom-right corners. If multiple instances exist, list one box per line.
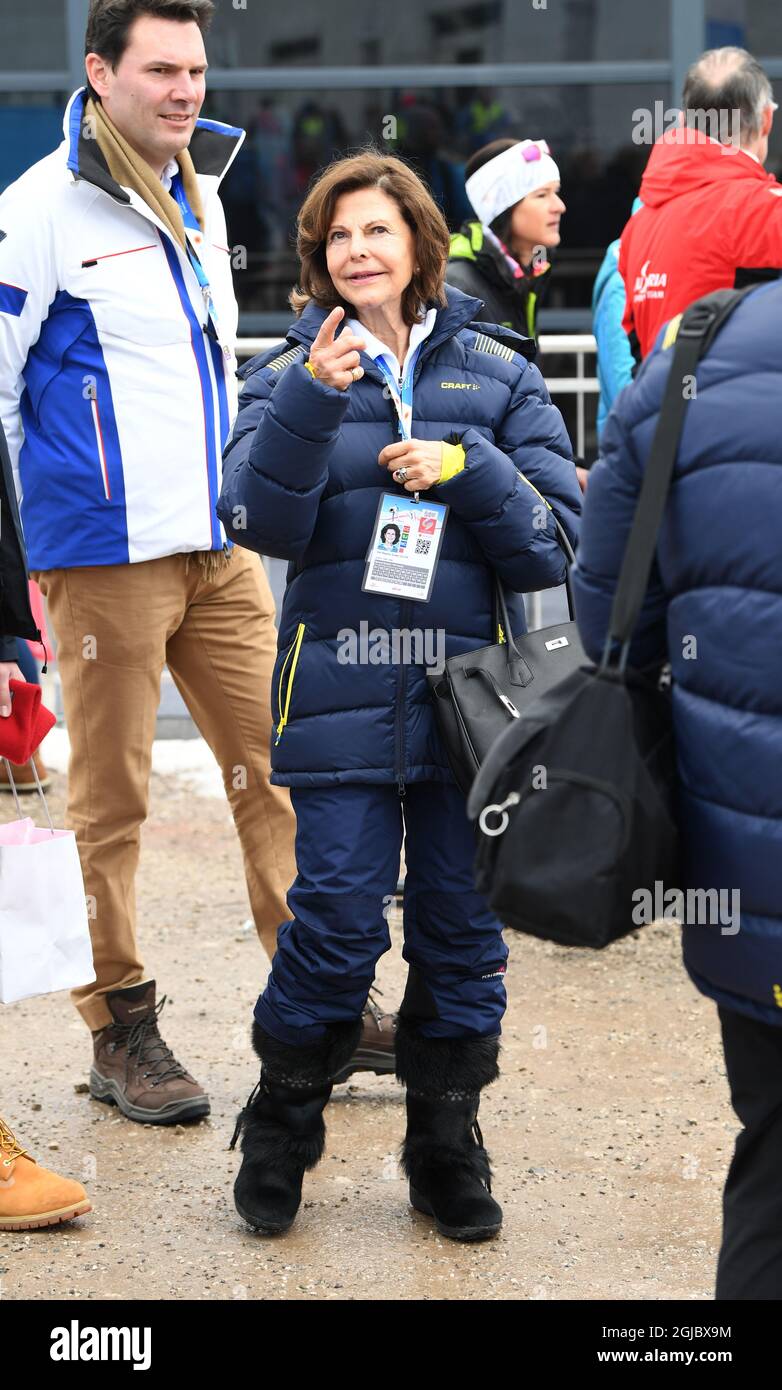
left=208, top=82, right=665, bottom=320
left=0, top=95, right=67, bottom=193
left=5, top=1, right=67, bottom=70
left=207, top=0, right=670, bottom=67
left=700, top=5, right=782, bottom=174
left=706, top=0, right=779, bottom=57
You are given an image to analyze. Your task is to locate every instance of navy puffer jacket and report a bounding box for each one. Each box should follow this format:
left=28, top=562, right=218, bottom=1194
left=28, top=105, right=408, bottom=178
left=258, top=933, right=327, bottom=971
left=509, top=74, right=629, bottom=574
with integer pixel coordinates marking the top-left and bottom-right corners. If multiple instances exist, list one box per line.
left=572, top=281, right=782, bottom=1027
left=218, top=286, right=581, bottom=789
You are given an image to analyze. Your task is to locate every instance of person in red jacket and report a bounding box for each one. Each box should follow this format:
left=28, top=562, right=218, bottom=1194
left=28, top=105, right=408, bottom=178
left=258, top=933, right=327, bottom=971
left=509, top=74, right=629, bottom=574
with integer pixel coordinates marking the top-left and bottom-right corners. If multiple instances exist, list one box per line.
left=620, top=46, right=782, bottom=359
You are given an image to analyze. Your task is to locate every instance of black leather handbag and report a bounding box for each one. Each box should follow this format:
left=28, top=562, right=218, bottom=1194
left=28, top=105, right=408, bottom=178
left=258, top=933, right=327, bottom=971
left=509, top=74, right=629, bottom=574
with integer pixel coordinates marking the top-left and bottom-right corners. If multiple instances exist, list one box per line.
left=427, top=515, right=585, bottom=795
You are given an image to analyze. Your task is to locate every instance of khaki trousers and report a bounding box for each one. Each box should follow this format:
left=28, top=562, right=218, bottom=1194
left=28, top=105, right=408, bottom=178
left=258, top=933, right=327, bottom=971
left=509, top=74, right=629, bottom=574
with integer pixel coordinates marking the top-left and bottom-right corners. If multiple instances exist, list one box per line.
left=33, top=549, right=296, bottom=1032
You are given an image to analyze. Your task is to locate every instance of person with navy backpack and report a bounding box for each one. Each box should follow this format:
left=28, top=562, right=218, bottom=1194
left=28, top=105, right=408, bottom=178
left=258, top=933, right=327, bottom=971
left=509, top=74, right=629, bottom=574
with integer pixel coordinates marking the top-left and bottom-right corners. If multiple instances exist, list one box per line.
left=572, top=278, right=782, bottom=1299
left=219, top=150, right=581, bottom=1242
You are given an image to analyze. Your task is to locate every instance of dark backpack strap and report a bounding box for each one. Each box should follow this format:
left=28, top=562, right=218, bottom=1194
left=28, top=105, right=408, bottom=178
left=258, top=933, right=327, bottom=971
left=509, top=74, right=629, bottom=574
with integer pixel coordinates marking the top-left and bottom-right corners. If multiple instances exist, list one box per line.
left=602, top=286, right=755, bottom=667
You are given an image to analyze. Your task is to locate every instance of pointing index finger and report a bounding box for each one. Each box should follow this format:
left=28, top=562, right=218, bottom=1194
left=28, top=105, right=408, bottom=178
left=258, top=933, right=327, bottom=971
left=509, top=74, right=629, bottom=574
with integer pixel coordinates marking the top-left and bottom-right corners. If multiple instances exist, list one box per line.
left=313, top=305, right=344, bottom=351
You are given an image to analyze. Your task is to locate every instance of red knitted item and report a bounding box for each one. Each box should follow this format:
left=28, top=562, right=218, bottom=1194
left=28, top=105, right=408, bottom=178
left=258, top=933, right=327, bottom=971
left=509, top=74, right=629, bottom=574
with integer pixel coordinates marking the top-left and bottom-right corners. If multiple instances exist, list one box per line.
left=0, top=680, right=56, bottom=763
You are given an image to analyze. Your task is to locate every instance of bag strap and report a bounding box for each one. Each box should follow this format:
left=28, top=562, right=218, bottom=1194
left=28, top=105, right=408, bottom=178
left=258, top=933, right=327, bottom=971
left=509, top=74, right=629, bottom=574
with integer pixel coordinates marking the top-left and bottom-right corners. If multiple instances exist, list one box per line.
left=2, top=757, right=55, bottom=832
left=493, top=507, right=578, bottom=650
left=602, top=287, right=755, bottom=669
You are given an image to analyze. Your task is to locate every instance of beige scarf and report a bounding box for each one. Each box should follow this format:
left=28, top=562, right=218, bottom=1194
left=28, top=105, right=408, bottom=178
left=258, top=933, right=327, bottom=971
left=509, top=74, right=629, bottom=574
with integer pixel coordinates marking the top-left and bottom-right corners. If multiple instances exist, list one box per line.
left=86, top=96, right=205, bottom=250
left=87, top=99, right=230, bottom=579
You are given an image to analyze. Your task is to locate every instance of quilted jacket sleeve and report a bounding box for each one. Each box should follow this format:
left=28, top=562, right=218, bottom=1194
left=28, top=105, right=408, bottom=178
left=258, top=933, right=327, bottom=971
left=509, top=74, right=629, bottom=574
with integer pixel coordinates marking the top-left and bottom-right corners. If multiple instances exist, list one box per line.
left=218, top=357, right=350, bottom=560
left=593, top=250, right=635, bottom=437
left=0, top=173, right=61, bottom=492
left=434, top=355, right=581, bottom=593
left=571, top=375, right=669, bottom=670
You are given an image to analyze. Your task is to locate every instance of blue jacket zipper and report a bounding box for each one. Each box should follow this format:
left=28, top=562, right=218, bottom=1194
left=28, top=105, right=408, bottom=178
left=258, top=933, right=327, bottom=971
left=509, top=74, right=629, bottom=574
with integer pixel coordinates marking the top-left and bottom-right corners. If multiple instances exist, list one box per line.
left=394, top=597, right=411, bottom=796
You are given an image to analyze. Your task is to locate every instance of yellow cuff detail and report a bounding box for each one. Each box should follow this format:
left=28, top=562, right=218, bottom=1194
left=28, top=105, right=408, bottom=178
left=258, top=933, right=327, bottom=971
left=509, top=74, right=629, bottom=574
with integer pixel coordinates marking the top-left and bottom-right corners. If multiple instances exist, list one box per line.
left=662, top=314, right=683, bottom=350
left=438, top=441, right=466, bottom=484
left=304, top=358, right=318, bottom=378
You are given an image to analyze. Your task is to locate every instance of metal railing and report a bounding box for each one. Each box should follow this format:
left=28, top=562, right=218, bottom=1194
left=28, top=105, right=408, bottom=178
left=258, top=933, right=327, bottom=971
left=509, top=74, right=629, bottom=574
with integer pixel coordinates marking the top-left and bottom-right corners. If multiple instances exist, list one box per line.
left=236, top=333, right=599, bottom=459
left=537, top=334, right=599, bottom=462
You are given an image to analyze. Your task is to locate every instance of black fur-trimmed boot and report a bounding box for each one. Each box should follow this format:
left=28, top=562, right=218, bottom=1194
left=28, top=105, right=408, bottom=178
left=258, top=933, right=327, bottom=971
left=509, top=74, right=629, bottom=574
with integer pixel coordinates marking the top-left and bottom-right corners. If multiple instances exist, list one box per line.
left=230, top=1018, right=361, bottom=1235
left=395, top=1018, right=503, bottom=1242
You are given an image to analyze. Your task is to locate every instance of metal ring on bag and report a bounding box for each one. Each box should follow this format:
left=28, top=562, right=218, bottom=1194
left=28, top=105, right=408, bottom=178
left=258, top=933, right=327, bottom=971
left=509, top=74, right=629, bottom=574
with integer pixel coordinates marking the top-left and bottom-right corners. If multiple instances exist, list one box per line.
left=478, top=792, right=520, bottom=837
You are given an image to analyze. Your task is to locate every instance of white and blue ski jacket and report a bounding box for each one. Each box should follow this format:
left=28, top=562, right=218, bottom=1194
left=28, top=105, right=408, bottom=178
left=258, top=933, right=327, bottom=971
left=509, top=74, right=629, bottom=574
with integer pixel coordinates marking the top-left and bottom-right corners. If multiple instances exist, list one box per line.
left=0, top=89, right=244, bottom=569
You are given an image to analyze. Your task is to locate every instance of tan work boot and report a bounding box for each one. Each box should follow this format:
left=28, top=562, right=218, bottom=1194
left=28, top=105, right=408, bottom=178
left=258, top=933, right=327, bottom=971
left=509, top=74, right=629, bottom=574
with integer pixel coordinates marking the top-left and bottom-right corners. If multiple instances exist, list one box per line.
left=89, top=980, right=210, bottom=1125
left=0, top=1116, right=91, bottom=1231
left=0, top=750, right=51, bottom=792
left=332, top=988, right=397, bottom=1084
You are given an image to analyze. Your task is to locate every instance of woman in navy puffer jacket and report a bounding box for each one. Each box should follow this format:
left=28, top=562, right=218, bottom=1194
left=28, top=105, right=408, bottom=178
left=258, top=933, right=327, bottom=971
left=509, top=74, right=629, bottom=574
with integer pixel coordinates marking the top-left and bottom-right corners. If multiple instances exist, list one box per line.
left=219, top=152, right=581, bottom=1243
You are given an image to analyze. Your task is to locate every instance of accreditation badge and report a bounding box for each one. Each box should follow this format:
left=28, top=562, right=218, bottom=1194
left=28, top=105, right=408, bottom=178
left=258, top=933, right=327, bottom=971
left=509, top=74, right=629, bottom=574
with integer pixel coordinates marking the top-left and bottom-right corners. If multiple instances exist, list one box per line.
left=362, top=492, right=449, bottom=603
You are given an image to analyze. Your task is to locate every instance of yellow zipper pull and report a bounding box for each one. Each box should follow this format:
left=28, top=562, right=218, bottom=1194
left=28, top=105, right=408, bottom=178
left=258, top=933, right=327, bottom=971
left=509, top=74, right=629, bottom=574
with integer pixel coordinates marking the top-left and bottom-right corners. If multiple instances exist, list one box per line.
left=275, top=622, right=306, bottom=744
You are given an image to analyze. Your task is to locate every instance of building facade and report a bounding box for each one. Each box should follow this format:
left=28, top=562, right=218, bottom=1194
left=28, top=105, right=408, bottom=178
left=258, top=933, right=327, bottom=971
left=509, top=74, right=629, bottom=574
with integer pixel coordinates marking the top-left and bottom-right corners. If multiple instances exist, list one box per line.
left=2, top=0, right=780, bottom=335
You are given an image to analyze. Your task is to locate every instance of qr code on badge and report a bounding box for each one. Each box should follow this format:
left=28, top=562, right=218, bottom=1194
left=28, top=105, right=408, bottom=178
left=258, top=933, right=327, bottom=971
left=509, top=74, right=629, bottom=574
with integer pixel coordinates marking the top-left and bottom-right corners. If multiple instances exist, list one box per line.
left=415, top=537, right=431, bottom=555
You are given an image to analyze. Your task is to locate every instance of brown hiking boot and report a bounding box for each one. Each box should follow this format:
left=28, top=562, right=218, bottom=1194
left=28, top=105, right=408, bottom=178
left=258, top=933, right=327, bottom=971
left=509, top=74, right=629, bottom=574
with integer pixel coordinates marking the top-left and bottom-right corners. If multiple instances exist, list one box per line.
left=0, top=1116, right=91, bottom=1231
left=89, top=980, right=210, bottom=1125
left=332, top=988, right=397, bottom=1084
left=0, top=750, right=51, bottom=792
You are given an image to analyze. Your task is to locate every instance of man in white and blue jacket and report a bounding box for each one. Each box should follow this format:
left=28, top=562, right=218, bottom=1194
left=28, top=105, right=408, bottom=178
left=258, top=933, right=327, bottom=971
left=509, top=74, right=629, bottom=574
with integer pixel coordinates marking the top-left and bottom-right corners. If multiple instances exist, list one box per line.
left=0, top=0, right=296, bottom=1124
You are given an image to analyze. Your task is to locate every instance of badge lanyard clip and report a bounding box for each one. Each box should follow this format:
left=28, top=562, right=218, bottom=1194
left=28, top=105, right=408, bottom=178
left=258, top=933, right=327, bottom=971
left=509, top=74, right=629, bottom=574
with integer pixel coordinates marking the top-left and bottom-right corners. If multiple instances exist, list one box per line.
left=171, top=177, right=229, bottom=358
left=187, top=244, right=226, bottom=353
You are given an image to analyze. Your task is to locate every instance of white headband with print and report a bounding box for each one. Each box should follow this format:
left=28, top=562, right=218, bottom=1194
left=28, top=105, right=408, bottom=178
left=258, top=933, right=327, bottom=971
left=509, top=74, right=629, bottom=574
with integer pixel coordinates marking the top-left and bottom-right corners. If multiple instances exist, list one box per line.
left=465, top=139, right=560, bottom=226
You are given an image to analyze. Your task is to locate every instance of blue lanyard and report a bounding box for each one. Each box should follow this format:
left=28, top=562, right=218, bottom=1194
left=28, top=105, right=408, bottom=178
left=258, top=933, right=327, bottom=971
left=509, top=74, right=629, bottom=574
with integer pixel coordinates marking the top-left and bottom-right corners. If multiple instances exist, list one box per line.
left=375, top=344, right=422, bottom=440
left=170, top=174, right=221, bottom=341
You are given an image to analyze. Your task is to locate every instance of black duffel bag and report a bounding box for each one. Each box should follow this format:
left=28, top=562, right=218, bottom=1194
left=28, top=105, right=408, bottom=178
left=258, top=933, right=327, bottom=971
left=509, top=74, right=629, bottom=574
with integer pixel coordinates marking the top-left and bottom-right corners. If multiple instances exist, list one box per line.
left=468, top=661, right=678, bottom=947
left=427, top=513, right=585, bottom=796
left=466, top=287, right=751, bottom=948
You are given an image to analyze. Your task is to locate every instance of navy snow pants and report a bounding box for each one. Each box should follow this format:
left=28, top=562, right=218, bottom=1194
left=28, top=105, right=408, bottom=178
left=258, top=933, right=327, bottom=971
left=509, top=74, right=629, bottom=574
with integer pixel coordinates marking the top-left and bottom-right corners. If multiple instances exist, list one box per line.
left=254, top=781, right=508, bottom=1045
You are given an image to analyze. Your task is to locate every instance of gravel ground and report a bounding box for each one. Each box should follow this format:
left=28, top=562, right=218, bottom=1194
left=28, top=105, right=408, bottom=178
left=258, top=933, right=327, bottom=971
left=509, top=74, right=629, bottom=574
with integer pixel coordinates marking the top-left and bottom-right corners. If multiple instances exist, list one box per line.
left=1, top=762, right=733, bottom=1302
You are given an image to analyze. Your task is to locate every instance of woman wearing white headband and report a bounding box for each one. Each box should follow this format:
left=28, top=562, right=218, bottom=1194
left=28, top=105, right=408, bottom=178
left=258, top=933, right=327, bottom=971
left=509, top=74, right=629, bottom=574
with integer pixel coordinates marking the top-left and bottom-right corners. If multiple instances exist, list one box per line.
left=447, top=137, right=565, bottom=345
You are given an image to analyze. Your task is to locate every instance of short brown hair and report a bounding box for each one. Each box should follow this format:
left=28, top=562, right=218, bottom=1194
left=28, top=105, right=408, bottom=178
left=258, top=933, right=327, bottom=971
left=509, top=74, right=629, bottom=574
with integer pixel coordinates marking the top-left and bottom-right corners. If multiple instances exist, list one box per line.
left=290, top=150, right=451, bottom=325
left=85, top=0, right=215, bottom=100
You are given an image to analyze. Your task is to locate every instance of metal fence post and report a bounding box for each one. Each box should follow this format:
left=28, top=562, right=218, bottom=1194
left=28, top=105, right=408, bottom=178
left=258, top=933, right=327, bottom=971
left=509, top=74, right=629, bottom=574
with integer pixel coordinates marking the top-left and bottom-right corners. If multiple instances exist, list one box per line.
left=670, top=0, right=705, bottom=109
